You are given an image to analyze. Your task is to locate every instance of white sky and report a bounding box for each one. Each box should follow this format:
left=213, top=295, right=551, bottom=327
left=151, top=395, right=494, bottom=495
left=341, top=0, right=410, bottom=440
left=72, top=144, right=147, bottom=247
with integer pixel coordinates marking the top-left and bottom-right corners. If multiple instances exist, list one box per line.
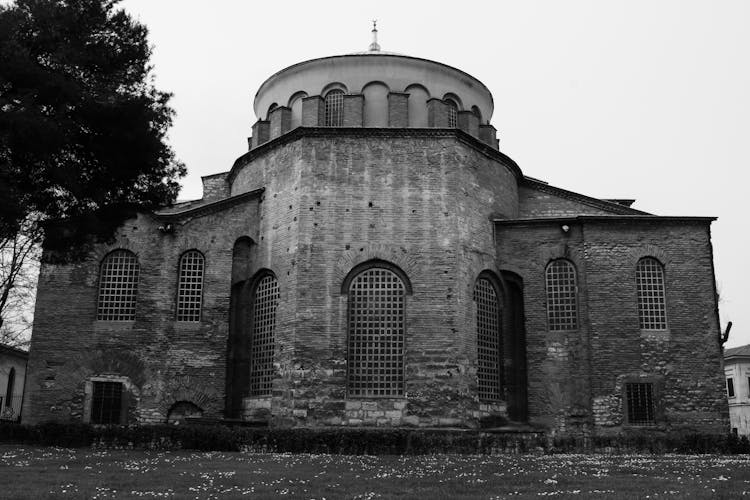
left=121, top=0, right=749, bottom=347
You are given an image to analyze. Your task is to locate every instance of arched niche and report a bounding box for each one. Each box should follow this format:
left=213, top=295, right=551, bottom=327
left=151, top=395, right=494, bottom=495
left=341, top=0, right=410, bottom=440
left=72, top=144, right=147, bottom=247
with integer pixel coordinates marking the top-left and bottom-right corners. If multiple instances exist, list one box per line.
left=362, top=81, right=390, bottom=127
left=405, top=84, right=429, bottom=127
left=288, top=91, right=308, bottom=129
left=167, top=401, right=203, bottom=424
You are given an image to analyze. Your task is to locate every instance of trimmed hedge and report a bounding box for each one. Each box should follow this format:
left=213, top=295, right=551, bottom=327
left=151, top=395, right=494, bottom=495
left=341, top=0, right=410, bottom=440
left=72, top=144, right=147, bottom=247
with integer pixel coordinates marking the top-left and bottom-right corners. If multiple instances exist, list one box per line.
left=1, top=422, right=747, bottom=454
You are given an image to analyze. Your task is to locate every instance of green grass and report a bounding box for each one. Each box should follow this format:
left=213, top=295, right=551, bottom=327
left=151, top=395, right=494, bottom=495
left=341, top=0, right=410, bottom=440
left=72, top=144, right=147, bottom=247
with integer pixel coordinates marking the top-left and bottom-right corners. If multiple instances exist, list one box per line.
left=1, top=445, right=749, bottom=499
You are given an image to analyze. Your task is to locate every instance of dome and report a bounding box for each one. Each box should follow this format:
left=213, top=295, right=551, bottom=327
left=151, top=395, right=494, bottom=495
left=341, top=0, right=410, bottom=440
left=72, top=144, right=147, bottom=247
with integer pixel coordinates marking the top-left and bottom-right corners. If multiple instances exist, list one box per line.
left=253, top=52, right=494, bottom=127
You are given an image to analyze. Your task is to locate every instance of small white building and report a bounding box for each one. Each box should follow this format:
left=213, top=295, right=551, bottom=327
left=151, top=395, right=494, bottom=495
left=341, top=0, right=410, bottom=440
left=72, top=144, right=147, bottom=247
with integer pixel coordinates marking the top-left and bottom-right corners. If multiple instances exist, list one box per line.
left=0, top=344, right=28, bottom=422
left=724, top=344, right=750, bottom=435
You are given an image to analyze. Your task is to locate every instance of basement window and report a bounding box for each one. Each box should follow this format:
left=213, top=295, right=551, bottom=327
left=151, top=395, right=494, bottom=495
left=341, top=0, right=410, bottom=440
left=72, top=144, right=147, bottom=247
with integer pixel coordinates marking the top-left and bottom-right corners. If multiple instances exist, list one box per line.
left=625, top=382, right=655, bottom=425
left=90, top=381, right=123, bottom=425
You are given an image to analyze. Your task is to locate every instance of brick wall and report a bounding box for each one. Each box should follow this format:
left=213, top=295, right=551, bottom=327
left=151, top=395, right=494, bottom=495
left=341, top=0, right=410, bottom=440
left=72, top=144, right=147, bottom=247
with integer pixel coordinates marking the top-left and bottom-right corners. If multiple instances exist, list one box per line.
left=495, top=218, right=727, bottom=435
left=23, top=199, right=262, bottom=424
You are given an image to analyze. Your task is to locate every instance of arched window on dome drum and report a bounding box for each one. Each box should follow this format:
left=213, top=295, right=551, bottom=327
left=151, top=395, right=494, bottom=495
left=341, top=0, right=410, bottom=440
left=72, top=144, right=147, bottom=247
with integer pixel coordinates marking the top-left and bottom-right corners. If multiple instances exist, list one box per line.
left=475, top=277, right=502, bottom=401
left=97, top=250, right=139, bottom=321
left=249, top=274, right=280, bottom=396
left=636, top=257, right=668, bottom=330
left=445, top=99, right=458, bottom=128
left=176, top=250, right=204, bottom=322
left=545, top=259, right=578, bottom=331
left=347, top=267, right=405, bottom=397
left=324, top=89, right=344, bottom=126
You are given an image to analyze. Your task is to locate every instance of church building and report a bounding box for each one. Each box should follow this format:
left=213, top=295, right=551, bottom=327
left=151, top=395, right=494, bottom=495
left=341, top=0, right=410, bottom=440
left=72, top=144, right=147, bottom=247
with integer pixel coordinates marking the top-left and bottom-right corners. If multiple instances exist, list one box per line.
left=22, top=30, right=729, bottom=437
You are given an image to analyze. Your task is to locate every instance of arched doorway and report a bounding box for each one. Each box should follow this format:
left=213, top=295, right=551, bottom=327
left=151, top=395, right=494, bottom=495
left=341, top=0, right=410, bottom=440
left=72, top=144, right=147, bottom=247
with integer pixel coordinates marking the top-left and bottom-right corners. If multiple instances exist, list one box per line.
left=501, top=271, right=528, bottom=422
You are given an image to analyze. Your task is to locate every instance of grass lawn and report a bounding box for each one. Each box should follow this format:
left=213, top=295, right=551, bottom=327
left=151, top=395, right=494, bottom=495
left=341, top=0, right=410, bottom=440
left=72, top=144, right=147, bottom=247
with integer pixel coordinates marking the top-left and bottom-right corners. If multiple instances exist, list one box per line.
left=1, top=445, right=749, bottom=499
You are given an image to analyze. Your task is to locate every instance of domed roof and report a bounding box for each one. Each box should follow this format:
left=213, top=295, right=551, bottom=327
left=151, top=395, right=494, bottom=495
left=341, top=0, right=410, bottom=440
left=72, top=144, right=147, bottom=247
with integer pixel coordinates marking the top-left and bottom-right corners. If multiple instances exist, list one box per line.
left=253, top=45, right=494, bottom=123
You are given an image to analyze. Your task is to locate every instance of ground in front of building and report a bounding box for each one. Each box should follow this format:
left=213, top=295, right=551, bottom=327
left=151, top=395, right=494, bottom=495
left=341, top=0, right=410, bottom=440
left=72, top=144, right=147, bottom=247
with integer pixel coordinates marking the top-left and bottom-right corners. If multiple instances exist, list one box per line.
left=0, top=445, right=748, bottom=498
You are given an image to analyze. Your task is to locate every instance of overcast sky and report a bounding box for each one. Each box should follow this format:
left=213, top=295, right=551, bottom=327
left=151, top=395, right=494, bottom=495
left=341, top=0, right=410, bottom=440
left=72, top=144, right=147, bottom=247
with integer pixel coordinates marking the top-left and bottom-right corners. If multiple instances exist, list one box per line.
left=120, top=0, right=749, bottom=347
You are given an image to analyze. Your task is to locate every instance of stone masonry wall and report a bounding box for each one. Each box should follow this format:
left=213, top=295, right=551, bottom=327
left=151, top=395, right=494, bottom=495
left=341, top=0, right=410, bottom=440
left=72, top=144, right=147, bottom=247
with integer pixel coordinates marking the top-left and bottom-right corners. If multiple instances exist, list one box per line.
left=23, top=198, right=262, bottom=425
left=495, top=219, right=727, bottom=436
left=232, top=133, right=520, bottom=427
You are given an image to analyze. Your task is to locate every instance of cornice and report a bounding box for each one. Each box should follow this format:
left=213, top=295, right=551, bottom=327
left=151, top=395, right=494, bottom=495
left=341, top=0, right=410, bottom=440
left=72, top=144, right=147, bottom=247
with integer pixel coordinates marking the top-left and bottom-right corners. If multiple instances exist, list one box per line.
left=228, top=127, right=523, bottom=184
left=494, top=215, right=717, bottom=227
left=152, top=188, right=264, bottom=222
left=521, top=177, right=650, bottom=216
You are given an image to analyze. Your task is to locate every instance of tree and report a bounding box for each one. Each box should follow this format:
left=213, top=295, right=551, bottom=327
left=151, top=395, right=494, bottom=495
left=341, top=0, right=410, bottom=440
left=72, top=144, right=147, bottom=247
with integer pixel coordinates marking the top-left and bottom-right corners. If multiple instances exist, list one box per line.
left=0, top=215, right=40, bottom=348
left=0, top=0, right=185, bottom=245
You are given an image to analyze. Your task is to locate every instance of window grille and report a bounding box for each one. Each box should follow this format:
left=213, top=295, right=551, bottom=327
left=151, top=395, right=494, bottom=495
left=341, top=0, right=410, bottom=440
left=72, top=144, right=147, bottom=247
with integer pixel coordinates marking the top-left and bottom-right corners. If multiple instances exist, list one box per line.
left=249, top=275, right=279, bottom=396
left=446, top=99, right=458, bottom=128
left=97, top=250, right=139, bottom=321
left=545, top=260, right=578, bottom=331
left=475, top=278, right=502, bottom=401
left=325, top=90, right=344, bottom=126
left=348, top=267, right=405, bottom=397
left=91, top=381, right=123, bottom=424
left=176, top=250, right=204, bottom=322
left=727, top=378, right=735, bottom=398
left=625, top=382, right=655, bottom=425
left=636, top=257, right=667, bottom=330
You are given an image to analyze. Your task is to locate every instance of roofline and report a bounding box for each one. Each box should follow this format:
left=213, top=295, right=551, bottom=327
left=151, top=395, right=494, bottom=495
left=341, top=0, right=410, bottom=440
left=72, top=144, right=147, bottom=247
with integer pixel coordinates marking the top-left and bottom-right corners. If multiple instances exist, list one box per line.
left=494, top=215, right=717, bottom=226
left=254, top=53, right=494, bottom=117
left=0, top=344, right=29, bottom=359
left=521, top=176, right=650, bottom=216
left=228, top=127, right=523, bottom=184
left=153, top=188, right=264, bottom=222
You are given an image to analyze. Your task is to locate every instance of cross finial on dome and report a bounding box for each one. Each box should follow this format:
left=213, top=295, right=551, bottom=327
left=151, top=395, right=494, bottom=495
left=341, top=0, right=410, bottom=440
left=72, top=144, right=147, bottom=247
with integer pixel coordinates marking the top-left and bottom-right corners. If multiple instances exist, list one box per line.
left=369, top=20, right=380, bottom=52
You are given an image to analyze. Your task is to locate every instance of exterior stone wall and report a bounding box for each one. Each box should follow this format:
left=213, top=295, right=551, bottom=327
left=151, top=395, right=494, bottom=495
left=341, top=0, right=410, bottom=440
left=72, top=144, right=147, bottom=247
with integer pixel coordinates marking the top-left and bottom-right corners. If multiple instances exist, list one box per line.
left=232, top=133, right=519, bottom=428
left=495, top=218, right=727, bottom=436
left=23, top=197, right=262, bottom=425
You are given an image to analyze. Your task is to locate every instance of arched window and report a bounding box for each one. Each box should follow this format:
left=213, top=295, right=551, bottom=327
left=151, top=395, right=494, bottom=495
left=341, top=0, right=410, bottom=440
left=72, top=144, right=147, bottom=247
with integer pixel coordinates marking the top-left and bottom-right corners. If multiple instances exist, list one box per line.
left=347, top=266, right=406, bottom=397
left=475, top=276, right=502, bottom=401
left=324, top=89, right=344, bottom=126
left=445, top=98, right=458, bottom=128
left=249, top=274, right=280, bottom=396
left=545, top=259, right=578, bottom=331
left=97, top=250, right=139, bottom=321
left=176, top=250, right=205, bottom=322
left=636, top=257, right=667, bottom=330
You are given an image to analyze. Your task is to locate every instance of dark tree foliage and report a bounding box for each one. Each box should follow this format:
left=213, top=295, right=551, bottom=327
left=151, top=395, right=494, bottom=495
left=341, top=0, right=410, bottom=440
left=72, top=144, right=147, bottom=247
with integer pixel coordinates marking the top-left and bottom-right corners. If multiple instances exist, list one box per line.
left=0, top=0, right=185, bottom=253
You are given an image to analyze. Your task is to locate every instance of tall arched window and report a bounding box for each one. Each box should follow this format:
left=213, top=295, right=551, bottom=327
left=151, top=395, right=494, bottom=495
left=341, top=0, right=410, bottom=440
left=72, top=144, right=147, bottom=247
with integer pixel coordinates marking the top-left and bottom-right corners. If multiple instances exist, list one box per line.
left=176, top=250, right=205, bottom=322
left=249, top=274, right=280, bottom=396
left=97, top=250, right=139, bottom=321
left=347, top=266, right=406, bottom=397
left=545, top=259, right=578, bottom=331
left=636, top=257, right=668, bottom=330
left=475, top=276, right=502, bottom=401
left=445, top=98, right=458, bottom=128
left=324, top=89, right=344, bottom=126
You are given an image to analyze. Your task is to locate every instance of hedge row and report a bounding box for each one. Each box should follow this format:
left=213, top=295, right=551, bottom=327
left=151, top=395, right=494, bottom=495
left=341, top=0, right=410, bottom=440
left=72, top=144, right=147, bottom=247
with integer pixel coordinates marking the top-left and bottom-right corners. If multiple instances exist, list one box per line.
left=1, top=422, right=747, bottom=454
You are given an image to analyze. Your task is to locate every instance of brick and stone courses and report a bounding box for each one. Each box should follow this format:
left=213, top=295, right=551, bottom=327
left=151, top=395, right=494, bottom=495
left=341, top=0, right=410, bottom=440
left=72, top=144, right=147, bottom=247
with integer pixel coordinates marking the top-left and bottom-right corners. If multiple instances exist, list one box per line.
left=232, top=134, right=518, bottom=427
left=494, top=218, right=727, bottom=435
left=24, top=199, right=262, bottom=425
left=517, top=185, right=618, bottom=218
left=582, top=220, right=726, bottom=433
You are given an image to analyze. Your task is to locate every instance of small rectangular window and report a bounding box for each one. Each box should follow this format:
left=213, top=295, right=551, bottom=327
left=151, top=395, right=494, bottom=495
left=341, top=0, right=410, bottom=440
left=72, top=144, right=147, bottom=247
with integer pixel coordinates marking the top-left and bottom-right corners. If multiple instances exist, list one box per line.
left=91, top=381, right=123, bottom=424
left=625, top=382, right=655, bottom=425
left=747, top=377, right=750, bottom=398
left=727, top=378, right=735, bottom=398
